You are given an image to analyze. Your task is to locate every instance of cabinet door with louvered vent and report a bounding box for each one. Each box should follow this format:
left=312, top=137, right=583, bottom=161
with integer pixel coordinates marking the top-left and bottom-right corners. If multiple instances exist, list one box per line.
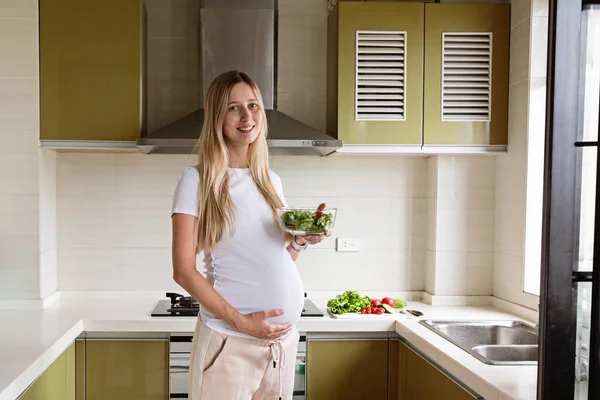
left=423, top=3, right=510, bottom=148
left=337, top=2, right=424, bottom=145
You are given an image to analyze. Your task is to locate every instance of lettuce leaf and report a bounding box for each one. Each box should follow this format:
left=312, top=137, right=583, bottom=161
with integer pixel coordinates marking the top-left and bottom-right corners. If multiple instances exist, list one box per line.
left=327, top=290, right=371, bottom=314
left=281, top=210, right=333, bottom=233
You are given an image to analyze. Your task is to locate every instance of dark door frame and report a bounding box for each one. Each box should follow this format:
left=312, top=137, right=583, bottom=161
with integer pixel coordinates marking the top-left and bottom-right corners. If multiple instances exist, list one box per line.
left=539, top=0, right=600, bottom=398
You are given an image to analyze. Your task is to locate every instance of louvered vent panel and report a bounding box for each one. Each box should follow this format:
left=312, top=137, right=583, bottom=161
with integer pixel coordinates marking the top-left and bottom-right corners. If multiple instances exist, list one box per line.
left=442, top=33, right=491, bottom=122
left=356, top=31, right=406, bottom=121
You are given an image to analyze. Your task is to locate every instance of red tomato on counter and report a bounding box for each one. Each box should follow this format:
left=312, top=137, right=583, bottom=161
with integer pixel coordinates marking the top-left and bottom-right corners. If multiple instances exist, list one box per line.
left=371, top=299, right=381, bottom=307
left=375, top=307, right=385, bottom=315
left=381, top=297, right=395, bottom=307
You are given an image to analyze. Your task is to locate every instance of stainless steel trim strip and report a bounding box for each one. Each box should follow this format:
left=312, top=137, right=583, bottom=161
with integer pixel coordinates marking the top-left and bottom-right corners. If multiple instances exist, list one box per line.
left=40, top=140, right=138, bottom=150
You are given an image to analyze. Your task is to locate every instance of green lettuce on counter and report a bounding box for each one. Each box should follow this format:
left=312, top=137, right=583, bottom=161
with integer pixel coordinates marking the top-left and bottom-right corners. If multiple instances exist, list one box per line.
left=327, top=290, right=371, bottom=314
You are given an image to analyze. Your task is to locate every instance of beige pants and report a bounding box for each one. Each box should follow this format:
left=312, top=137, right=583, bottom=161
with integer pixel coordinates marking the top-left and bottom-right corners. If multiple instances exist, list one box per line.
left=189, top=318, right=300, bottom=400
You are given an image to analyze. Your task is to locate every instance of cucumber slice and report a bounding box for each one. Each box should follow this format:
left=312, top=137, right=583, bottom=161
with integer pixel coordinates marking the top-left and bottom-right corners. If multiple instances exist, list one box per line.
left=380, top=304, right=395, bottom=314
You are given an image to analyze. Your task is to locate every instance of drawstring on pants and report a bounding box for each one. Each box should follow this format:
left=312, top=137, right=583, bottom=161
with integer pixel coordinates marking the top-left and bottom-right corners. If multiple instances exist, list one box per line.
left=269, top=339, right=287, bottom=400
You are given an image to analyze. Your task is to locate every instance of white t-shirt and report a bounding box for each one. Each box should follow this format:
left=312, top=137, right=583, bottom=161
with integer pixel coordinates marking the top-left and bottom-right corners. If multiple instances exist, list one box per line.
left=171, top=166, right=304, bottom=339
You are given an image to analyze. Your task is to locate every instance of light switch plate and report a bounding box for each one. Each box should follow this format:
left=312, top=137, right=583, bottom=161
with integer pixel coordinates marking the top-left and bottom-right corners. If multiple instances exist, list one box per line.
left=336, top=238, right=361, bottom=252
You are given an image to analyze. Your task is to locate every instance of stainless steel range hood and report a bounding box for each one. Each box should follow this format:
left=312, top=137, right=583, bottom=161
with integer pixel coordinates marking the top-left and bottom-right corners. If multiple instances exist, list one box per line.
left=137, top=0, right=342, bottom=156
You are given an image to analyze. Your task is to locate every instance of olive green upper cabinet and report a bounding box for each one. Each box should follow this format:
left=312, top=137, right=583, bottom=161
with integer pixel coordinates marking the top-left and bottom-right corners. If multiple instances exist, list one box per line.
left=40, top=0, right=142, bottom=142
left=423, top=3, right=510, bottom=148
left=336, top=2, right=424, bottom=145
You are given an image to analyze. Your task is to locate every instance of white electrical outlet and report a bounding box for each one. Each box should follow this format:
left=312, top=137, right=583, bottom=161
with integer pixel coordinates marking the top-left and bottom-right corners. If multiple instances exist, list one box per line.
left=336, top=238, right=361, bottom=252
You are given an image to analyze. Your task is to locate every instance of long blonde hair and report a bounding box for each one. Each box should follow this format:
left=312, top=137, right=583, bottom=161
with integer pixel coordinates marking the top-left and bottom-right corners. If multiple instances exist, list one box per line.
left=196, top=71, right=291, bottom=253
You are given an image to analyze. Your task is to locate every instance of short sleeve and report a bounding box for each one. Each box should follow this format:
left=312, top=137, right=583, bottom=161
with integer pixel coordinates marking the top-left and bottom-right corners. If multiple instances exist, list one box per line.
left=171, top=166, right=200, bottom=217
left=269, top=170, right=288, bottom=207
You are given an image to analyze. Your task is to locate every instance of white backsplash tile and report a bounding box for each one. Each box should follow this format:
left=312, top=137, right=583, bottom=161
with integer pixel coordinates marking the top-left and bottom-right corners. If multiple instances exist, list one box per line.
left=494, top=252, right=527, bottom=302
left=114, top=203, right=173, bottom=248
left=0, top=266, right=39, bottom=299
left=426, top=199, right=438, bottom=251
left=57, top=196, right=117, bottom=248
left=0, top=235, right=39, bottom=294
left=434, top=251, right=493, bottom=296
left=295, top=248, right=422, bottom=291
left=38, top=149, right=56, bottom=253
left=0, top=119, right=39, bottom=153
left=114, top=153, right=194, bottom=196
left=427, top=156, right=496, bottom=296
left=437, top=156, right=496, bottom=188
left=56, top=154, right=441, bottom=292
left=425, top=249, right=436, bottom=294
left=0, top=200, right=39, bottom=237
left=57, top=153, right=116, bottom=196
left=0, top=154, right=39, bottom=194
left=410, top=199, right=429, bottom=250
left=494, top=195, right=526, bottom=257
left=496, top=152, right=527, bottom=201
left=271, top=156, right=417, bottom=199
left=39, top=247, right=57, bottom=299
left=435, top=207, right=495, bottom=253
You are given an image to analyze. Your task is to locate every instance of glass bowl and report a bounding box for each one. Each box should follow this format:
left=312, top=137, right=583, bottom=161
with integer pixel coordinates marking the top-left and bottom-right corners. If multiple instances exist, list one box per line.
left=276, top=207, right=337, bottom=236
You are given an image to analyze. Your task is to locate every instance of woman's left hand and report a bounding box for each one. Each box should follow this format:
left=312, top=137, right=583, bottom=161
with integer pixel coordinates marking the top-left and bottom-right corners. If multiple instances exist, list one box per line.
left=296, top=230, right=332, bottom=246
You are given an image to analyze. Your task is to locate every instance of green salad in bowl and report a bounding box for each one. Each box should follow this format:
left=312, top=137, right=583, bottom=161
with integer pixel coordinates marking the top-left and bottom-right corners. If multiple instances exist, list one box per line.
left=276, top=207, right=337, bottom=235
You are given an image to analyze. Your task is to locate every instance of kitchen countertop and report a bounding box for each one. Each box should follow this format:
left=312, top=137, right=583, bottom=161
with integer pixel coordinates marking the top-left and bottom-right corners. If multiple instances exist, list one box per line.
left=0, top=293, right=537, bottom=400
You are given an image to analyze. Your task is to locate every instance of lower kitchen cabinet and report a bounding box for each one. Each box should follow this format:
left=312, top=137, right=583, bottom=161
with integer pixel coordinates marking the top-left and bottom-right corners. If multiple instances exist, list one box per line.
left=19, top=342, right=75, bottom=400
left=388, top=339, right=400, bottom=400
left=84, top=339, right=169, bottom=400
left=307, top=339, right=388, bottom=400
left=398, top=341, right=479, bottom=400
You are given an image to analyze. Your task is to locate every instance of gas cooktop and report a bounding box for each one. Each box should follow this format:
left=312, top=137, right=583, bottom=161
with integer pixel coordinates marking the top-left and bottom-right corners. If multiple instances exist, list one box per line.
left=151, top=292, right=324, bottom=318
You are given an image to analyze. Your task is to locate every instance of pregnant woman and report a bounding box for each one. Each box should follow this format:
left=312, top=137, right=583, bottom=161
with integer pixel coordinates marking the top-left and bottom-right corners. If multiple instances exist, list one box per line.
left=170, top=70, right=329, bottom=400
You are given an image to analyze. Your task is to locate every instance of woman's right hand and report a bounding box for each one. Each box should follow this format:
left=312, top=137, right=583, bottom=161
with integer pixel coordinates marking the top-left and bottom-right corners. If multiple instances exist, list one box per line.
left=234, top=309, right=292, bottom=340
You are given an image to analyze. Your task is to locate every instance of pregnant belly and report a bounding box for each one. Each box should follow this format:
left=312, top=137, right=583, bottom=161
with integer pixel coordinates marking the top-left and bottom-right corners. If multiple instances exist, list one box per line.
left=213, top=257, right=304, bottom=326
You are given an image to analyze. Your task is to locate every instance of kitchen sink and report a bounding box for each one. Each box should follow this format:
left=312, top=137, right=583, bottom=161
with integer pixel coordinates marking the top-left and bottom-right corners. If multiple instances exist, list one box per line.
left=471, top=345, right=538, bottom=364
left=419, top=320, right=539, bottom=365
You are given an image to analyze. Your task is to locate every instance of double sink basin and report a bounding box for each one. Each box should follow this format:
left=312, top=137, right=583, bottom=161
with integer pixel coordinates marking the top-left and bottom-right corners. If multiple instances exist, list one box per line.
left=419, top=320, right=538, bottom=365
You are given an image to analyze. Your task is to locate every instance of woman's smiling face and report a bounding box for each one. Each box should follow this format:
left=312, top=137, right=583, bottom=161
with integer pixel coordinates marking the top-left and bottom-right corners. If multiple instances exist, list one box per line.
left=222, top=82, right=263, bottom=147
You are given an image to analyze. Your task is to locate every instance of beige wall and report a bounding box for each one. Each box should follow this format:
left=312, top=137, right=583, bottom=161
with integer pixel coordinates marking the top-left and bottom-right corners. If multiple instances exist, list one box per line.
left=0, top=1, right=46, bottom=301
left=493, top=0, right=547, bottom=310
left=426, top=156, right=496, bottom=297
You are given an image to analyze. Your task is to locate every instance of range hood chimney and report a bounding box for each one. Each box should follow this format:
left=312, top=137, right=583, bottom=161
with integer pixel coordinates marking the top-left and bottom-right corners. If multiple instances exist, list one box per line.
left=136, top=0, right=342, bottom=156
